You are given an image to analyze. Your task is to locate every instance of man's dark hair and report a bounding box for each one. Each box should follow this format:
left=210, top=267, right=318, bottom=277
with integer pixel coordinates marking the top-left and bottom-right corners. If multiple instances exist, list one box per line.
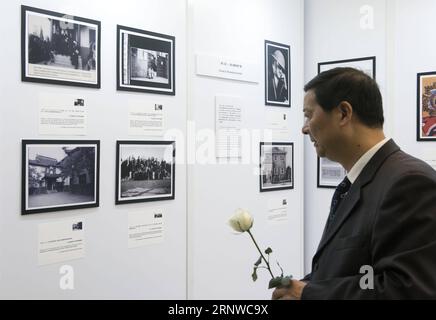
left=304, top=67, right=384, bottom=128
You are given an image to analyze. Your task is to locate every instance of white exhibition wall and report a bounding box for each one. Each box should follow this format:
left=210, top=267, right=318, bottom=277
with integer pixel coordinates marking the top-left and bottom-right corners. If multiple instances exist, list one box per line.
left=187, top=0, right=305, bottom=299
left=304, top=0, right=436, bottom=273
left=1, top=0, right=435, bottom=299
left=0, top=0, right=187, bottom=299
left=0, top=0, right=304, bottom=299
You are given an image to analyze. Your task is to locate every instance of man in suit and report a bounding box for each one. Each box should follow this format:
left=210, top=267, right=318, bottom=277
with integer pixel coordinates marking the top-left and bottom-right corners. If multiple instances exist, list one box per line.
left=272, top=67, right=436, bottom=299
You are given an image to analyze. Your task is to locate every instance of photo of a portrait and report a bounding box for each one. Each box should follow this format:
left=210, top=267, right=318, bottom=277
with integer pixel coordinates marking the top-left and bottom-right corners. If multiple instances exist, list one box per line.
left=22, top=140, right=100, bottom=215
left=21, top=6, right=100, bottom=88
left=265, top=40, right=290, bottom=107
left=417, top=72, right=436, bottom=141
left=260, top=142, right=294, bottom=192
left=317, top=56, right=376, bottom=188
left=116, top=141, right=175, bottom=204
left=117, top=25, right=175, bottom=95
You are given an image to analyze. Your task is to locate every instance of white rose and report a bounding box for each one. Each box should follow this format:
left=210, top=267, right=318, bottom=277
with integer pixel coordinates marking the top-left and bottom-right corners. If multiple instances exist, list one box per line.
left=228, top=208, right=254, bottom=232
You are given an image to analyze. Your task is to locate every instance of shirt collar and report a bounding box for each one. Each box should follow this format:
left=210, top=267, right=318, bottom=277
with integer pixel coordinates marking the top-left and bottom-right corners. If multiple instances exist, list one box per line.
left=347, top=137, right=390, bottom=184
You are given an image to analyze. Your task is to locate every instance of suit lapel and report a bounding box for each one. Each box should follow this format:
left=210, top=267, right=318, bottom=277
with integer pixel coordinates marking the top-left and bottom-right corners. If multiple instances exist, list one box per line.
left=313, top=139, right=400, bottom=260
left=315, top=185, right=361, bottom=255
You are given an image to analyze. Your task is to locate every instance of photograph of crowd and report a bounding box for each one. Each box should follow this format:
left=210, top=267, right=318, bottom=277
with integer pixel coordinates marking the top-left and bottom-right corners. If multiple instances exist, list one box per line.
left=22, top=6, right=100, bottom=87
left=418, top=72, right=436, bottom=141
left=22, top=140, right=100, bottom=215
left=116, top=141, right=175, bottom=204
left=260, top=142, right=294, bottom=192
left=117, top=25, right=175, bottom=95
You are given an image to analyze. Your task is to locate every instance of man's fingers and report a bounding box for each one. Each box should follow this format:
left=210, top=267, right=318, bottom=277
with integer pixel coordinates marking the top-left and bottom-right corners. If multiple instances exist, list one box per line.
left=272, top=287, right=288, bottom=300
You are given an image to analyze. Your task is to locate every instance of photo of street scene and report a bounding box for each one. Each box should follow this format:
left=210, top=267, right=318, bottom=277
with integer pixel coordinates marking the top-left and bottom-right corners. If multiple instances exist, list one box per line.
left=23, top=141, right=99, bottom=214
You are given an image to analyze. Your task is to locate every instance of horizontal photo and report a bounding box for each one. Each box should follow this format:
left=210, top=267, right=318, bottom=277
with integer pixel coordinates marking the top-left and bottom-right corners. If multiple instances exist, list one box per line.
left=21, top=5, right=100, bottom=87
left=22, top=140, right=100, bottom=214
left=116, top=141, right=175, bottom=204
left=117, top=25, right=175, bottom=95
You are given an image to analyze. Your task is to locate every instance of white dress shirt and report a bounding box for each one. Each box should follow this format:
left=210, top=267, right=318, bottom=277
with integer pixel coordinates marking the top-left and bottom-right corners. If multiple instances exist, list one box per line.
left=347, top=137, right=390, bottom=184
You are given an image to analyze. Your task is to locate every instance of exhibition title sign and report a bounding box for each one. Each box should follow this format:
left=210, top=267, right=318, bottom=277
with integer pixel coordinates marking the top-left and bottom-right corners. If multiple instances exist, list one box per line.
left=196, top=54, right=259, bottom=83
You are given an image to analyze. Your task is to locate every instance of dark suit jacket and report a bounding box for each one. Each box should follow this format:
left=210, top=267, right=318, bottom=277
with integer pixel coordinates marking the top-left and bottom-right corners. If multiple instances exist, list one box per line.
left=302, top=139, right=436, bottom=299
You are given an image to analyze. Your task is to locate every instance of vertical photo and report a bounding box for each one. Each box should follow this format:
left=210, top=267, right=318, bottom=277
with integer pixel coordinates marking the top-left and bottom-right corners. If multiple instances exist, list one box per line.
left=117, top=25, right=175, bottom=95
left=22, top=140, right=100, bottom=214
left=116, top=141, right=176, bottom=204
left=21, top=5, right=100, bottom=88
left=265, top=40, right=290, bottom=107
left=417, top=71, right=436, bottom=141
left=259, top=142, right=294, bottom=192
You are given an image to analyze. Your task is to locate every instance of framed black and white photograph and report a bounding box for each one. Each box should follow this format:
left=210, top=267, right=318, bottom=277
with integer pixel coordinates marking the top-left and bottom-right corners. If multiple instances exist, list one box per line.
left=117, top=25, right=175, bottom=95
left=21, top=5, right=101, bottom=88
left=259, top=142, right=294, bottom=192
left=318, top=56, right=376, bottom=79
left=317, top=157, right=347, bottom=189
left=317, top=56, right=376, bottom=188
left=417, top=71, right=436, bottom=141
left=116, top=141, right=175, bottom=204
left=22, top=140, right=100, bottom=215
left=265, top=40, right=290, bottom=107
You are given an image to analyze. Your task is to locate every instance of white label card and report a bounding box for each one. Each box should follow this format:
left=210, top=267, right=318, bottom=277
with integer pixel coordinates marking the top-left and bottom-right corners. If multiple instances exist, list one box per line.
left=38, top=219, right=85, bottom=266
left=128, top=101, right=165, bottom=137
left=267, top=197, right=289, bottom=224
left=39, top=93, right=87, bottom=136
left=196, top=54, right=259, bottom=83
left=128, top=209, right=164, bottom=248
left=215, top=96, right=243, bottom=159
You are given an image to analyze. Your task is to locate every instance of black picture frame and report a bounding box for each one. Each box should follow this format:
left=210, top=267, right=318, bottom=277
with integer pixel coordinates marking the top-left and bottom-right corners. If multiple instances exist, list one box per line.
left=22, top=140, right=100, bottom=215
left=116, top=140, right=176, bottom=204
left=259, top=142, right=294, bottom=192
left=318, top=56, right=376, bottom=79
left=417, top=71, right=436, bottom=141
left=117, top=25, right=175, bottom=95
left=21, top=5, right=101, bottom=88
left=317, top=56, right=376, bottom=188
left=265, top=40, right=291, bottom=107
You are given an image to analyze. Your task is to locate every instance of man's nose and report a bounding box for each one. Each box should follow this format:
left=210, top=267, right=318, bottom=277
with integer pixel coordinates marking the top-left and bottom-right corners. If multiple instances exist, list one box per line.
left=302, top=123, right=309, bottom=135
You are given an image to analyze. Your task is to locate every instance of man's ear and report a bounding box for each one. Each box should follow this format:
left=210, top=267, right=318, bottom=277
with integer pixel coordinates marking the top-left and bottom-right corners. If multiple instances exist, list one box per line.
left=337, top=101, right=353, bottom=125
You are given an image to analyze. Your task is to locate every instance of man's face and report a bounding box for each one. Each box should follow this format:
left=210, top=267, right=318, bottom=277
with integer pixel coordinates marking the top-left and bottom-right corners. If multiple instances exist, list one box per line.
left=302, top=90, right=338, bottom=159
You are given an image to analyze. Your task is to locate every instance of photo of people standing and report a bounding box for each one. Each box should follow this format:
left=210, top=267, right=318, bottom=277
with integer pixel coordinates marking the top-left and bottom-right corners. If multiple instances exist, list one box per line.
left=116, top=141, right=175, bottom=204
left=27, top=16, right=96, bottom=70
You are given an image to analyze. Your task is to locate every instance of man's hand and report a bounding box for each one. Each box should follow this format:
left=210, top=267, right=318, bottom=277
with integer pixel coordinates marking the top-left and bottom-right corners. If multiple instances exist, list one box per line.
left=271, top=280, right=307, bottom=300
